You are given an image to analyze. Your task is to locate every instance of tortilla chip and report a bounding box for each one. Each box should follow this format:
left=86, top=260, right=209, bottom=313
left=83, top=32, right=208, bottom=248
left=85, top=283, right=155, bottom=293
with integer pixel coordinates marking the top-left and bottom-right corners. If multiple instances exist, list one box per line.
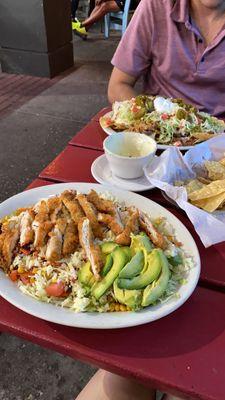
left=197, top=176, right=212, bottom=184
left=189, top=179, right=225, bottom=201
left=191, top=131, right=215, bottom=141
left=191, top=191, right=225, bottom=212
left=219, top=157, right=225, bottom=167
left=185, top=179, right=206, bottom=196
left=204, top=161, right=225, bottom=181
left=174, top=180, right=184, bottom=187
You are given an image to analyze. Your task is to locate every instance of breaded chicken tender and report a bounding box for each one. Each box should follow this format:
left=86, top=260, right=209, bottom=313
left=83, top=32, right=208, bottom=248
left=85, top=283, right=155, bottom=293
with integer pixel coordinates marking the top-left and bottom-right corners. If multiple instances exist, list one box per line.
left=98, top=212, right=123, bottom=235
left=2, top=228, right=20, bottom=268
left=139, top=212, right=166, bottom=249
left=20, top=210, right=35, bottom=247
left=61, top=191, right=84, bottom=225
left=77, top=194, right=103, bottom=239
left=62, top=221, right=79, bottom=256
left=47, top=197, right=62, bottom=222
left=33, top=220, right=53, bottom=249
left=116, top=209, right=139, bottom=246
left=87, top=190, right=115, bottom=214
left=46, top=218, right=67, bottom=261
left=78, top=218, right=103, bottom=280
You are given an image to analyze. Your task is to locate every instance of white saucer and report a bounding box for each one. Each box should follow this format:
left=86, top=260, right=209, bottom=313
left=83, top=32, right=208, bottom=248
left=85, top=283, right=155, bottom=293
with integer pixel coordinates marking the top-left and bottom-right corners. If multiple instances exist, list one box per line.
left=91, top=154, right=154, bottom=192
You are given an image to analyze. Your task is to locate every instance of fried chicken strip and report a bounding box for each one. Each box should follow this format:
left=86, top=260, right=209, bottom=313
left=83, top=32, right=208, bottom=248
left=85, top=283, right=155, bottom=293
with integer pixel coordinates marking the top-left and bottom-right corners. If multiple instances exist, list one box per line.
left=62, top=221, right=79, bottom=256
left=32, top=200, right=53, bottom=248
left=77, top=194, right=103, bottom=239
left=139, top=212, right=166, bottom=249
left=47, top=197, right=62, bottom=222
left=20, top=210, right=35, bottom=247
left=98, top=211, right=123, bottom=235
left=78, top=218, right=103, bottom=280
left=0, top=233, right=6, bottom=270
left=116, top=209, right=139, bottom=246
left=87, top=190, right=115, bottom=214
left=2, top=228, right=20, bottom=269
left=61, top=191, right=84, bottom=225
left=46, top=218, right=67, bottom=261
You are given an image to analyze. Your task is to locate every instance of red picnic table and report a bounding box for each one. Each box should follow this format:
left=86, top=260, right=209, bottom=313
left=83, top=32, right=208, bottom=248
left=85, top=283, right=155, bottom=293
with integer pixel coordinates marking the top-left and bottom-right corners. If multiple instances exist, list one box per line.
left=1, top=109, right=225, bottom=400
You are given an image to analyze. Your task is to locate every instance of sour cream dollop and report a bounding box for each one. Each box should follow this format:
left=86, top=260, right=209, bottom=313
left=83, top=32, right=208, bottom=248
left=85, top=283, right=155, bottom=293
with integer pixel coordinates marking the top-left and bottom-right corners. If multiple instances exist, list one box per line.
left=153, top=97, right=179, bottom=114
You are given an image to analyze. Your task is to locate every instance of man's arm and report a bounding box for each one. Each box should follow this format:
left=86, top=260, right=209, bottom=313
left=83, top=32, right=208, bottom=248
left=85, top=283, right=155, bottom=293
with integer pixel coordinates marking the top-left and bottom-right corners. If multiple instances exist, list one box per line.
left=108, top=67, right=138, bottom=104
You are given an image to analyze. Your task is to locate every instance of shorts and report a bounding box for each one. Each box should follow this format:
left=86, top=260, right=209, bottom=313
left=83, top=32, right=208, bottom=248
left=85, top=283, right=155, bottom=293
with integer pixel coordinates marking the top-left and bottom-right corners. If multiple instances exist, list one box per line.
left=115, top=0, right=125, bottom=11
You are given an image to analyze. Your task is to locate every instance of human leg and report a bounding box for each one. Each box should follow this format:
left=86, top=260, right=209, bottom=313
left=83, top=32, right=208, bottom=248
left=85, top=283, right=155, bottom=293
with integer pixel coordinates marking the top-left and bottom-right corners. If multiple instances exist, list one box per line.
left=75, top=369, right=156, bottom=400
left=71, top=0, right=80, bottom=20
left=82, top=1, right=120, bottom=29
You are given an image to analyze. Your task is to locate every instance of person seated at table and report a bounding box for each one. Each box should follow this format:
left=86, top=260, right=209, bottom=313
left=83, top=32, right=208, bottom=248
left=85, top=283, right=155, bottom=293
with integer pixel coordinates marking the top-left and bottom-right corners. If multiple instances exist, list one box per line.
left=108, top=0, right=225, bottom=118
left=72, top=0, right=137, bottom=39
left=75, top=369, right=184, bottom=400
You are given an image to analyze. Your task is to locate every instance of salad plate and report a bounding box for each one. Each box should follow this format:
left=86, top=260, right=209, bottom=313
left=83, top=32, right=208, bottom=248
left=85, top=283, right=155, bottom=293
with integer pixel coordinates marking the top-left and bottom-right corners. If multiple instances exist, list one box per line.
left=91, top=154, right=154, bottom=192
left=100, top=95, right=225, bottom=151
left=0, top=182, right=200, bottom=329
left=100, top=112, right=194, bottom=151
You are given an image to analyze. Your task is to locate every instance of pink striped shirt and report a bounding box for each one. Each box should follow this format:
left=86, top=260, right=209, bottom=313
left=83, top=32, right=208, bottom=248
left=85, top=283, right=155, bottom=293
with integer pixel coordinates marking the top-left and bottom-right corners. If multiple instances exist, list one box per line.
left=112, top=0, right=225, bottom=117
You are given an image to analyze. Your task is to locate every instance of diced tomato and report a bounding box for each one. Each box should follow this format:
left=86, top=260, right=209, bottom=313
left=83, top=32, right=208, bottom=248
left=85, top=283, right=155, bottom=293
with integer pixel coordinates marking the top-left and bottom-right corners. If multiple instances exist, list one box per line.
left=20, top=275, right=30, bottom=285
left=9, top=270, right=19, bottom=282
left=105, top=117, right=113, bottom=127
left=161, top=113, right=169, bottom=120
left=45, top=281, right=66, bottom=297
left=131, top=105, right=139, bottom=113
left=173, top=141, right=182, bottom=146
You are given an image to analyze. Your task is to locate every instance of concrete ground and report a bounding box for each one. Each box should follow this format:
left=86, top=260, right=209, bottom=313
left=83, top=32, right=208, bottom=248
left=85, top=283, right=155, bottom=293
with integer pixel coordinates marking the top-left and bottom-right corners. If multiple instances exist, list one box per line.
left=0, top=29, right=119, bottom=400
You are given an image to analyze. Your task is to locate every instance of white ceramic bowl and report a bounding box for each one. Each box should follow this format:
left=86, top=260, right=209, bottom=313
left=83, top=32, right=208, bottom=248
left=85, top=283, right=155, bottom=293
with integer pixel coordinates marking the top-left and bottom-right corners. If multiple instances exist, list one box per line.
left=103, top=132, right=156, bottom=179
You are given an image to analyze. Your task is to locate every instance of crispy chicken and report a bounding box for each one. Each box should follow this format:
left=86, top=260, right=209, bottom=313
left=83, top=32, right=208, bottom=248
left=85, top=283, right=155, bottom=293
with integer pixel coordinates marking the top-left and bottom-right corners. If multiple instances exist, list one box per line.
left=61, top=190, right=84, bottom=225
left=62, top=221, right=79, bottom=256
left=77, top=194, right=103, bottom=239
left=2, top=227, right=20, bottom=269
left=139, top=212, right=166, bottom=249
left=98, top=211, right=123, bottom=235
left=20, top=210, right=35, bottom=247
left=87, top=190, right=115, bottom=214
left=78, top=217, right=103, bottom=280
left=46, top=218, right=67, bottom=261
left=116, top=208, right=139, bottom=246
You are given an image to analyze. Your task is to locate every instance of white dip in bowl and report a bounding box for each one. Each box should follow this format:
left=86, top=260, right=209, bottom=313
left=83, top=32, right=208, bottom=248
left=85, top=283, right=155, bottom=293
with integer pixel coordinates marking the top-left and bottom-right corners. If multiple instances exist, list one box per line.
left=103, top=132, right=156, bottom=179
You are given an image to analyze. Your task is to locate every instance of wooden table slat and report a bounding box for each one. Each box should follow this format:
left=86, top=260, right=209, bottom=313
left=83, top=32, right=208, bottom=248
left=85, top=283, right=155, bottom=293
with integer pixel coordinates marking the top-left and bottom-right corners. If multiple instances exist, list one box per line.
left=69, top=120, right=106, bottom=151
left=39, top=146, right=102, bottom=183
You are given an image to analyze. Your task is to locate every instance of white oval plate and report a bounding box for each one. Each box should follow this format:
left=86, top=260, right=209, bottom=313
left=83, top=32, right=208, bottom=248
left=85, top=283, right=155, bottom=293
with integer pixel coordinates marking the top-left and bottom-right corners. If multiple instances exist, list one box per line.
left=91, top=154, right=154, bottom=192
left=100, top=111, right=194, bottom=151
left=0, top=183, right=200, bottom=329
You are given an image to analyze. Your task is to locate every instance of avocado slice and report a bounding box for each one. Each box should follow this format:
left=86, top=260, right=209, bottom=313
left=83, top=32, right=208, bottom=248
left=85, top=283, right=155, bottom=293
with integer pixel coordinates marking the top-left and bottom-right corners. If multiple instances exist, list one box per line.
left=167, top=253, right=183, bottom=267
left=142, top=250, right=170, bottom=307
left=101, top=254, right=113, bottom=277
left=118, top=249, right=162, bottom=290
left=92, top=247, right=128, bottom=300
left=78, top=262, right=95, bottom=288
left=119, top=250, right=144, bottom=279
left=130, top=233, right=153, bottom=255
left=101, top=241, right=118, bottom=254
left=120, top=246, right=132, bottom=262
left=113, top=279, right=142, bottom=310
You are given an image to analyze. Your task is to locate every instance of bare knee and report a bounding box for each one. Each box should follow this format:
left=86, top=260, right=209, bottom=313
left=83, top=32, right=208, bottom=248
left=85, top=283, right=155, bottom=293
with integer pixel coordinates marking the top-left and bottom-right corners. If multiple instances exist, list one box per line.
left=102, top=370, right=156, bottom=400
left=100, top=2, right=110, bottom=13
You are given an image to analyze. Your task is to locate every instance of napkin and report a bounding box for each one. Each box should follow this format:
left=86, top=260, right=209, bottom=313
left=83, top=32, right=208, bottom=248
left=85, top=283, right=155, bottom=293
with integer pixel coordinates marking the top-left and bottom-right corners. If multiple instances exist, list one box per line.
left=144, top=135, right=225, bottom=247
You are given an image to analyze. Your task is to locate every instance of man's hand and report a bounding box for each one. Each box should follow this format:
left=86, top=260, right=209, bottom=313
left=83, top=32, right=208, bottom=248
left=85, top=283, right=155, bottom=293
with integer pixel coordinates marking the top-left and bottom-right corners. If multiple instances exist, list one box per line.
left=108, top=67, right=138, bottom=104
